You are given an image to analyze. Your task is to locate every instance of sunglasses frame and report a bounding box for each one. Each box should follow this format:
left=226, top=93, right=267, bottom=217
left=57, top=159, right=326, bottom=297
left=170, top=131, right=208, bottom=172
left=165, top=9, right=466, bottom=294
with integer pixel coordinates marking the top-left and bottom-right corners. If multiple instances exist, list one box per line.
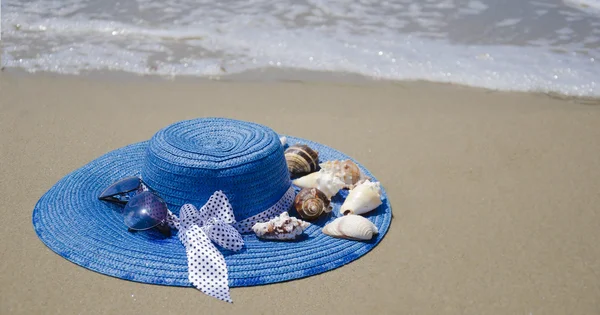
left=98, top=176, right=143, bottom=205
left=98, top=176, right=171, bottom=237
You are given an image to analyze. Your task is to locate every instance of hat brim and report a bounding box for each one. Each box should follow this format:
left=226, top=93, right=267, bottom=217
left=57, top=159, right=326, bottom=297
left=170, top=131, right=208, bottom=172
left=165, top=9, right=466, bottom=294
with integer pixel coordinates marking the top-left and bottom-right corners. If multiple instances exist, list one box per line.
left=32, top=136, right=393, bottom=287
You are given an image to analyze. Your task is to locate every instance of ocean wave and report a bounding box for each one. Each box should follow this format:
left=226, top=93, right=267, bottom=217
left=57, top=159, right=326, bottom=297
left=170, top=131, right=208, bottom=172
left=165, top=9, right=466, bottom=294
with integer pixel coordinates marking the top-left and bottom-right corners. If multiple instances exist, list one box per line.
left=2, top=0, right=600, bottom=96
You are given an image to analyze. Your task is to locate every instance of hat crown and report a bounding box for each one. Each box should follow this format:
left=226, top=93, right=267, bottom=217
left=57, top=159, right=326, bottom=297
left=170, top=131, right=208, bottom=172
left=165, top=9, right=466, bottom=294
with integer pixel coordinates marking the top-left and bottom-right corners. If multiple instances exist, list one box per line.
left=140, top=117, right=291, bottom=220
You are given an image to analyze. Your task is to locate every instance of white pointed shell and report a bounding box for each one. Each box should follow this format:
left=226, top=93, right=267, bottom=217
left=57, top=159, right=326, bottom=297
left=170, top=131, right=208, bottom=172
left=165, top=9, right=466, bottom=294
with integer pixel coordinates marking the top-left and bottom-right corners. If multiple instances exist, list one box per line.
left=279, top=136, right=287, bottom=147
left=292, top=172, right=320, bottom=189
left=252, top=212, right=310, bottom=241
left=292, top=170, right=345, bottom=199
left=315, top=171, right=345, bottom=199
left=340, top=180, right=383, bottom=215
left=322, top=215, right=378, bottom=241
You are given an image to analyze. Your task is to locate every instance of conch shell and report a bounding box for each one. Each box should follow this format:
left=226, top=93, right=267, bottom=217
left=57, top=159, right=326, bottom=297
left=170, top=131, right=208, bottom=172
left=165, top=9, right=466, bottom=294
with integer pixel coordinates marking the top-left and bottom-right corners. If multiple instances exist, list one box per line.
left=292, top=169, right=345, bottom=199
left=294, top=188, right=332, bottom=221
left=319, top=159, right=368, bottom=189
left=252, top=212, right=310, bottom=241
left=322, top=215, right=378, bottom=241
left=340, top=180, right=383, bottom=215
left=284, top=144, right=319, bottom=176
left=291, top=172, right=319, bottom=188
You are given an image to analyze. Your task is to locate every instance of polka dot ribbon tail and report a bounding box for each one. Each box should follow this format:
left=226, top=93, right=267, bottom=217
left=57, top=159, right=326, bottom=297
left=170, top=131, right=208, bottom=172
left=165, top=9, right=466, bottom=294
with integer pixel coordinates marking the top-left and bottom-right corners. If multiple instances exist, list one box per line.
left=162, top=186, right=296, bottom=303
left=176, top=191, right=244, bottom=303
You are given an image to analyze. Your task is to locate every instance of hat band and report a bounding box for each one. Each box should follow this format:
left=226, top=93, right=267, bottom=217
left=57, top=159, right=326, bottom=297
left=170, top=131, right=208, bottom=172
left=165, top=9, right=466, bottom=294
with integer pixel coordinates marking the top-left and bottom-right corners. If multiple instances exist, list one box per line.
left=232, top=185, right=296, bottom=234
left=163, top=185, right=295, bottom=234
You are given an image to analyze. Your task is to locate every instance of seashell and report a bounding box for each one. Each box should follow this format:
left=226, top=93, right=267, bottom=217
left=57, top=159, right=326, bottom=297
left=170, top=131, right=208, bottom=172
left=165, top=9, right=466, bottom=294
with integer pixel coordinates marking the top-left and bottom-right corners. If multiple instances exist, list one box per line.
left=279, top=136, right=287, bottom=147
left=252, top=211, right=310, bottom=241
left=291, top=172, right=319, bottom=189
left=322, top=214, right=378, bottom=241
left=284, top=144, right=319, bottom=176
left=319, top=159, right=370, bottom=189
left=292, top=169, right=345, bottom=199
left=313, top=171, right=345, bottom=199
left=294, top=188, right=332, bottom=221
left=340, top=180, right=383, bottom=216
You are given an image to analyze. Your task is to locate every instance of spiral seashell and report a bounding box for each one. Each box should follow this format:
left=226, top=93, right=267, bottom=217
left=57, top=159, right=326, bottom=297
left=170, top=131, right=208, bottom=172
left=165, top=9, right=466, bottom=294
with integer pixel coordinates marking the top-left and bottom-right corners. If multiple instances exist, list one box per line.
left=285, top=144, right=319, bottom=176
left=294, top=188, right=332, bottom=221
left=340, top=180, right=383, bottom=216
left=319, top=159, right=368, bottom=189
left=322, top=214, right=379, bottom=241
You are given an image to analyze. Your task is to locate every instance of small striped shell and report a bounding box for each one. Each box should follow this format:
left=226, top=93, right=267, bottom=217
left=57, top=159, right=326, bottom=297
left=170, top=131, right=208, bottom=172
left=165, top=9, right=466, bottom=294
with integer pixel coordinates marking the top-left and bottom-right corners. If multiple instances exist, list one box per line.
left=322, top=215, right=379, bottom=241
left=294, top=188, right=332, bottom=221
left=285, top=144, right=319, bottom=176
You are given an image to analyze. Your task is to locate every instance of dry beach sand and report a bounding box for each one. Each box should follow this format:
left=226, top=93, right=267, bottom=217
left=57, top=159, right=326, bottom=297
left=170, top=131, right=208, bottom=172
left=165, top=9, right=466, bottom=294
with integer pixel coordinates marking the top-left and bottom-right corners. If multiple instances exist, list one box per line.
left=1, top=71, right=600, bottom=314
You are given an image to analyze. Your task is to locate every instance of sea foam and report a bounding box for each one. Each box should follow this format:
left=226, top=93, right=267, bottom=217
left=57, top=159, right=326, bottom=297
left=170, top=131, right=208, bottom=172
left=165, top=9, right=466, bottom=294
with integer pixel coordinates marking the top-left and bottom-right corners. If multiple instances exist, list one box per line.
left=2, top=0, right=599, bottom=96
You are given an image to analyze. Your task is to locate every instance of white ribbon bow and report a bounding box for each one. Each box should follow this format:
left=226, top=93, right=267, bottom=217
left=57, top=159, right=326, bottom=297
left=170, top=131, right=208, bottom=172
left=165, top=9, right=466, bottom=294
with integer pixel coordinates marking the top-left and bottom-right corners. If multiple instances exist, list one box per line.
left=158, top=186, right=295, bottom=303
left=174, top=191, right=244, bottom=303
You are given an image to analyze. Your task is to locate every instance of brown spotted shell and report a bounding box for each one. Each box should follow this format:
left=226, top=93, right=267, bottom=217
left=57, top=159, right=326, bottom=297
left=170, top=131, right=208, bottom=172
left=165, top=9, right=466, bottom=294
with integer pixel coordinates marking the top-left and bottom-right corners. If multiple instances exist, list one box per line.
left=293, top=188, right=332, bottom=221
left=285, top=144, right=319, bottom=176
left=340, top=160, right=362, bottom=185
left=320, top=159, right=363, bottom=188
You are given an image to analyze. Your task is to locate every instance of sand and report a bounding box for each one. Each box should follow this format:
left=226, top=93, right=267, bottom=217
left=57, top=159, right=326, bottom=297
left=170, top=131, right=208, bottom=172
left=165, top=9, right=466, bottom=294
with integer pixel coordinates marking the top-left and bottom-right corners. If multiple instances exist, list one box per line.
left=1, top=71, right=600, bottom=315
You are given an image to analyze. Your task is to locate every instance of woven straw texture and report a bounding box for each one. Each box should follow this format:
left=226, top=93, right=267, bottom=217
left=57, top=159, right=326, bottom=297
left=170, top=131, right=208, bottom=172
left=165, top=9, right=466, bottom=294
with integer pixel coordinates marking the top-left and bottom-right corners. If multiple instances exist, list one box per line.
left=32, top=118, right=393, bottom=288
left=141, top=118, right=291, bottom=220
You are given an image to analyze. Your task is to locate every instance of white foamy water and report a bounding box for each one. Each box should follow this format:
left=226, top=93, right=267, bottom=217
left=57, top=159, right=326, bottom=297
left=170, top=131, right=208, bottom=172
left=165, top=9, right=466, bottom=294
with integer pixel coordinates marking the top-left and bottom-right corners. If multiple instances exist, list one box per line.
left=2, top=0, right=600, bottom=96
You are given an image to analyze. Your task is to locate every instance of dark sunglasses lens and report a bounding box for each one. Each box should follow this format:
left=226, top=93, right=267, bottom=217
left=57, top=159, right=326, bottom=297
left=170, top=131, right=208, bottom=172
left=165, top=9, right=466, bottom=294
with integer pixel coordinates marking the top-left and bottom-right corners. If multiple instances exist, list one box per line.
left=99, top=177, right=141, bottom=201
left=123, top=191, right=168, bottom=230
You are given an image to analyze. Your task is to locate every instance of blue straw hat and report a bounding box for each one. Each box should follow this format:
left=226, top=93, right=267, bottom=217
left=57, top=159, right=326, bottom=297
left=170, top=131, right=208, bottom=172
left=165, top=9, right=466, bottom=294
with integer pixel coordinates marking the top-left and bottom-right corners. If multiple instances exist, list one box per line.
left=32, top=117, right=392, bottom=301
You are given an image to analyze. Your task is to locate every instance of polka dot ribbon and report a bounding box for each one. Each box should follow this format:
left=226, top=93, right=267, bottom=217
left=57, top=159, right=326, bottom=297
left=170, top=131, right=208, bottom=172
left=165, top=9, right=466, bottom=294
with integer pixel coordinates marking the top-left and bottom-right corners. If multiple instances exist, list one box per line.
left=159, top=186, right=296, bottom=303
left=176, top=191, right=244, bottom=303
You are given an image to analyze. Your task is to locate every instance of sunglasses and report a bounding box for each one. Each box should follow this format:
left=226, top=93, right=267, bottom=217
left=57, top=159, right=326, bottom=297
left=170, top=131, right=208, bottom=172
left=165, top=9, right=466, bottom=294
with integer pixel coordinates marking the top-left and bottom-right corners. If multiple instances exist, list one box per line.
left=98, top=176, right=171, bottom=236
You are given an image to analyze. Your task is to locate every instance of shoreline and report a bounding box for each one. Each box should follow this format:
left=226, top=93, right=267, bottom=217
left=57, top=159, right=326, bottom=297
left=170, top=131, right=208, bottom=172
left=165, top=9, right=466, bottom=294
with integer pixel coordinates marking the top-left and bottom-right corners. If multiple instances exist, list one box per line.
left=2, top=66, right=600, bottom=105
